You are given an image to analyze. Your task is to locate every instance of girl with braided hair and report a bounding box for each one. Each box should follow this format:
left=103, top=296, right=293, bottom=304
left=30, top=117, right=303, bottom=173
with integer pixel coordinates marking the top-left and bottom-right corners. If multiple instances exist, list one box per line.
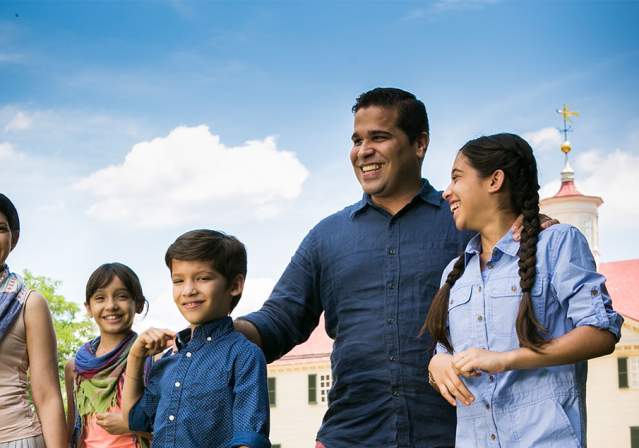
left=422, top=134, right=622, bottom=447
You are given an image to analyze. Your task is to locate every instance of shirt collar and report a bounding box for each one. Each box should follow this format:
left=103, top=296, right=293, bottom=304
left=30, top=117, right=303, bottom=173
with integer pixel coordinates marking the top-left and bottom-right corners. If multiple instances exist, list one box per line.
left=463, top=229, right=519, bottom=264
left=349, top=178, right=443, bottom=219
left=175, top=316, right=233, bottom=351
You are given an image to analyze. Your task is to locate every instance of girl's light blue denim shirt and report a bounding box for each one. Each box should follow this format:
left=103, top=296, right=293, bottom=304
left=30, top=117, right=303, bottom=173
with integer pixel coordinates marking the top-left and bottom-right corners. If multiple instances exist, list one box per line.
left=438, top=223, right=623, bottom=448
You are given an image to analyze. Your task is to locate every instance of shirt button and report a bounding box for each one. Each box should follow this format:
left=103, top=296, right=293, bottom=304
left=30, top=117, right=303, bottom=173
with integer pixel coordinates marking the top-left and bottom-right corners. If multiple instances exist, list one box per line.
left=169, top=415, right=175, bottom=421
left=389, top=356, right=396, bottom=361
left=387, top=282, right=394, bottom=290
left=186, top=352, right=192, bottom=358
left=175, top=382, right=181, bottom=388
left=206, top=336, right=212, bottom=341
left=387, top=318, right=394, bottom=325
left=489, top=375, right=495, bottom=382
left=490, top=434, right=496, bottom=441
left=392, top=391, right=399, bottom=397
left=388, top=248, right=396, bottom=255
left=477, top=315, right=483, bottom=321
left=478, top=285, right=482, bottom=292
left=511, top=285, right=517, bottom=292
left=485, top=403, right=490, bottom=409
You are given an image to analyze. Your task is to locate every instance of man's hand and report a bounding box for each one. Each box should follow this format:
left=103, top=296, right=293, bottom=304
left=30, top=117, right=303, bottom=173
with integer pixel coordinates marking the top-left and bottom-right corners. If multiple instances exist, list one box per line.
left=131, top=328, right=176, bottom=359
left=511, top=214, right=559, bottom=241
left=452, top=348, right=510, bottom=376
left=95, top=412, right=130, bottom=435
left=428, top=353, right=475, bottom=407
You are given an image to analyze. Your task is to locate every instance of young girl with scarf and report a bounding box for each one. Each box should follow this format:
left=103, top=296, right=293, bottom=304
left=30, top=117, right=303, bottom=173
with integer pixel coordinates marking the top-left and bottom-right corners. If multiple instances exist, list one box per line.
left=65, top=263, right=151, bottom=448
left=0, top=193, right=67, bottom=448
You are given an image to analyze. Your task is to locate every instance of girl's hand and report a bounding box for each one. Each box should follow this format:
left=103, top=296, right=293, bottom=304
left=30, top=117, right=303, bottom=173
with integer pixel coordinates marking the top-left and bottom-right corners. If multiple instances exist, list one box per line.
left=428, top=353, right=475, bottom=407
left=131, top=328, right=176, bottom=358
left=95, top=412, right=129, bottom=435
left=453, top=348, right=510, bottom=376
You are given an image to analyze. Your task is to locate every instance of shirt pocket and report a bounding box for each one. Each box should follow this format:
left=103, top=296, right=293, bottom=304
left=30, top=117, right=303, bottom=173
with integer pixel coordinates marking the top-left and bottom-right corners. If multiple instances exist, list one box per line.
left=487, top=277, right=545, bottom=338
left=447, top=285, right=473, bottom=351
left=504, top=396, right=581, bottom=447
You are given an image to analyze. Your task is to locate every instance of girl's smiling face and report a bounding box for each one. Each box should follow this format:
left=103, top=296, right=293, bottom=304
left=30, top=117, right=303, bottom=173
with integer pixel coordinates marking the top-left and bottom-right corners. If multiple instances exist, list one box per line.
left=443, top=152, right=498, bottom=232
left=86, top=275, right=138, bottom=336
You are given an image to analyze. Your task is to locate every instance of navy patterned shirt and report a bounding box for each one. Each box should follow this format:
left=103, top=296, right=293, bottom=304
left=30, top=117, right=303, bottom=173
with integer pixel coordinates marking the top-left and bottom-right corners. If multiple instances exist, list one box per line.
left=128, top=316, right=270, bottom=448
left=242, top=179, right=473, bottom=448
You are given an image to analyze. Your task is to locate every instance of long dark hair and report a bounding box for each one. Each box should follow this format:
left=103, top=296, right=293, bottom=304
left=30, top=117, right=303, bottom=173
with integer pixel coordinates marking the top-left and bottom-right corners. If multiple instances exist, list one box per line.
left=422, top=133, right=546, bottom=352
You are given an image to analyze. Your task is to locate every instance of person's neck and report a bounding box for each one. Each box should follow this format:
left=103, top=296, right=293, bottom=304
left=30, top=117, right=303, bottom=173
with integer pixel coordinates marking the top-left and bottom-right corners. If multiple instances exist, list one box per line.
left=371, top=182, right=422, bottom=216
left=478, top=211, right=517, bottom=267
left=96, top=331, right=130, bottom=356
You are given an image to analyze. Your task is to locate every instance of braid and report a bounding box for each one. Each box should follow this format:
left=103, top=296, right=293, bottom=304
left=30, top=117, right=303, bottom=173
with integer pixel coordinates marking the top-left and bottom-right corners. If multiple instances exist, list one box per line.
left=512, top=149, right=546, bottom=350
left=421, top=254, right=466, bottom=353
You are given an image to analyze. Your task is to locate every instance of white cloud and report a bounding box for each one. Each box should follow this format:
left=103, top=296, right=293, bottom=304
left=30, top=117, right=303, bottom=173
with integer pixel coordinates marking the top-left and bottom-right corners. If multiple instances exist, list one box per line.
left=0, top=142, right=25, bottom=160
left=541, top=148, right=639, bottom=226
left=74, top=125, right=309, bottom=227
left=4, top=111, right=32, bottom=132
left=523, top=127, right=562, bottom=153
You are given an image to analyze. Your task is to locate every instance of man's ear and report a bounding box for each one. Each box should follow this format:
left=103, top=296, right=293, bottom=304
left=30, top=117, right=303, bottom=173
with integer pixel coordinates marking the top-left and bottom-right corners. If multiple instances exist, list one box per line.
left=488, top=169, right=506, bottom=193
left=415, top=132, right=429, bottom=160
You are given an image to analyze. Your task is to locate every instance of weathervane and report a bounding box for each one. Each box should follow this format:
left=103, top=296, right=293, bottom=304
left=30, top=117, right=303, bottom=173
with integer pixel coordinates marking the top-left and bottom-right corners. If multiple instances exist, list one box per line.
left=556, top=104, right=579, bottom=157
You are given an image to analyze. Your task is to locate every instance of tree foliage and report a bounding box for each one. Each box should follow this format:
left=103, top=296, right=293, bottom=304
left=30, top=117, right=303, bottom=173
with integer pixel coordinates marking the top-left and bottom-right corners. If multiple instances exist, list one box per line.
left=23, top=270, right=95, bottom=383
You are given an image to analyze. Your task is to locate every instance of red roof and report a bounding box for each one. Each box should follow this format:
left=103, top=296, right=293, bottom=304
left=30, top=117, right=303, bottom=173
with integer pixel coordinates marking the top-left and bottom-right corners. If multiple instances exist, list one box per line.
left=276, top=314, right=333, bottom=362
left=554, top=179, right=582, bottom=197
left=599, top=259, right=639, bottom=322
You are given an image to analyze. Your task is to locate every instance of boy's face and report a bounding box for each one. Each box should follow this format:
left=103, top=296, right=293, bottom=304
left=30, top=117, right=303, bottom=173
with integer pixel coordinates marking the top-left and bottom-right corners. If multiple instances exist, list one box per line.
left=170, top=259, right=244, bottom=327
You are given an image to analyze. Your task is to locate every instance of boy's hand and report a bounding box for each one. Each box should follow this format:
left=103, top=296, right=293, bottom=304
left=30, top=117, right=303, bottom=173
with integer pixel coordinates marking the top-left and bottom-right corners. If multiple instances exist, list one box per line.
left=95, top=412, right=129, bottom=435
left=131, top=328, right=176, bottom=358
left=428, top=353, right=475, bottom=407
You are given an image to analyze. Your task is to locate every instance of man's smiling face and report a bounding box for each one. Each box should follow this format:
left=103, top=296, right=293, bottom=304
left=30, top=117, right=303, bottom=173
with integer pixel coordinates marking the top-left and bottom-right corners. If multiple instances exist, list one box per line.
left=350, top=105, right=426, bottom=208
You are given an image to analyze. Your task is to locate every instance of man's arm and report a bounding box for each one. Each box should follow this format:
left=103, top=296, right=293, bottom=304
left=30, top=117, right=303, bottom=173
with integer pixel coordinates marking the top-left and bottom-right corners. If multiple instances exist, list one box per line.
left=237, top=229, right=323, bottom=362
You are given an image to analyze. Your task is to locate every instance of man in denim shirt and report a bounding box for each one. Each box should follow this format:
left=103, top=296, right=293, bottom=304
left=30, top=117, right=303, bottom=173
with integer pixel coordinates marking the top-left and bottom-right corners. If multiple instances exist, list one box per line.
left=236, top=88, right=472, bottom=447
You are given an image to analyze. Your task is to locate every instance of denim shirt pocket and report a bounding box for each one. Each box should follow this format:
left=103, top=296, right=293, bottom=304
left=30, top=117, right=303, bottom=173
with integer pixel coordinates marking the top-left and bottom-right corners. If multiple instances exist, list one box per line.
left=488, top=277, right=545, bottom=338
left=447, top=284, right=473, bottom=351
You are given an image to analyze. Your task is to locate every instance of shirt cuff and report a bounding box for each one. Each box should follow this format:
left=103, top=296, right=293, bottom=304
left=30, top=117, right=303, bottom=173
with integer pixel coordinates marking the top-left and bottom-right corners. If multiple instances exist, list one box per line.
left=435, top=342, right=451, bottom=355
left=239, top=312, right=279, bottom=363
left=229, top=431, right=271, bottom=448
left=128, top=395, right=151, bottom=433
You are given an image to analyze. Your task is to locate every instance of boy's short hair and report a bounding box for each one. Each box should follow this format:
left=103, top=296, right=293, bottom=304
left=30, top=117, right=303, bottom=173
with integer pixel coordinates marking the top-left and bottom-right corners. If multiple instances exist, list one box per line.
left=165, top=229, right=247, bottom=311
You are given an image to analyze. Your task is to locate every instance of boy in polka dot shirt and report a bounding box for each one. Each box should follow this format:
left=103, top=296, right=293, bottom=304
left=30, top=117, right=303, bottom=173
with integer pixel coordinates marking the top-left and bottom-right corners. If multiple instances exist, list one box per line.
left=123, top=229, right=270, bottom=448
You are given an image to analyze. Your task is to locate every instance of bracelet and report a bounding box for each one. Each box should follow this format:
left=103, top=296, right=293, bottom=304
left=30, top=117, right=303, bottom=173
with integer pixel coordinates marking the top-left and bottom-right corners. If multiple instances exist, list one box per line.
left=428, top=371, right=437, bottom=387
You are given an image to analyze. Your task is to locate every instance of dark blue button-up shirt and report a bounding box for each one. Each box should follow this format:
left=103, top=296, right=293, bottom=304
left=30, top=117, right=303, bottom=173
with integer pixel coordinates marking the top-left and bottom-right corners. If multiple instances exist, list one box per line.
left=243, top=180, right=473, bottom=447
left=128, top=317, right=270, bottom=448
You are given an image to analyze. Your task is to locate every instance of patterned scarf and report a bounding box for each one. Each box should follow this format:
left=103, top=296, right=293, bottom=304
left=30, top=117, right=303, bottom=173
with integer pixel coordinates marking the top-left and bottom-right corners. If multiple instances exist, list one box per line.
left=0, top=265, right=30, bottom=343
left=74, top=331, right=137, bottom=415
left=73, top=331, right=150, bottom=448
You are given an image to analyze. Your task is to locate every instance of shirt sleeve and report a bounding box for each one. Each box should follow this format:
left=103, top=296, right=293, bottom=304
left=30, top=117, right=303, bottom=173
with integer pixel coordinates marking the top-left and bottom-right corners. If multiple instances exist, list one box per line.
left=128, top=368, right=160, bottom=433
left=229, top=344, right=271, bottom=448
left=550, top=226, right=624, bottom=341
left=240, top=228, right=323, bottom=363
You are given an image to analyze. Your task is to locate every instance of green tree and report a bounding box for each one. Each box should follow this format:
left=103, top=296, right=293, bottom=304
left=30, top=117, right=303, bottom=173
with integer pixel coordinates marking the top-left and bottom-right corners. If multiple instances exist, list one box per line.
left=23, top=270, right=96, bottom=385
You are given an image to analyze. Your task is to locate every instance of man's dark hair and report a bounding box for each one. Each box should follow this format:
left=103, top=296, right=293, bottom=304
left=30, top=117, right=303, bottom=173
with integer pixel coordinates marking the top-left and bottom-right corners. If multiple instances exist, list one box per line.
left=352, top=87, right=429, bottom=143
left=165, top=229, right=247, bottom=311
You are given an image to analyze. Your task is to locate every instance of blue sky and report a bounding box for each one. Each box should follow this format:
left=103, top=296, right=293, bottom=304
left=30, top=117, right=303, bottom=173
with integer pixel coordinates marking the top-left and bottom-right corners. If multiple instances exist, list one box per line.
left=1, top=0, right=638, bottom=329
